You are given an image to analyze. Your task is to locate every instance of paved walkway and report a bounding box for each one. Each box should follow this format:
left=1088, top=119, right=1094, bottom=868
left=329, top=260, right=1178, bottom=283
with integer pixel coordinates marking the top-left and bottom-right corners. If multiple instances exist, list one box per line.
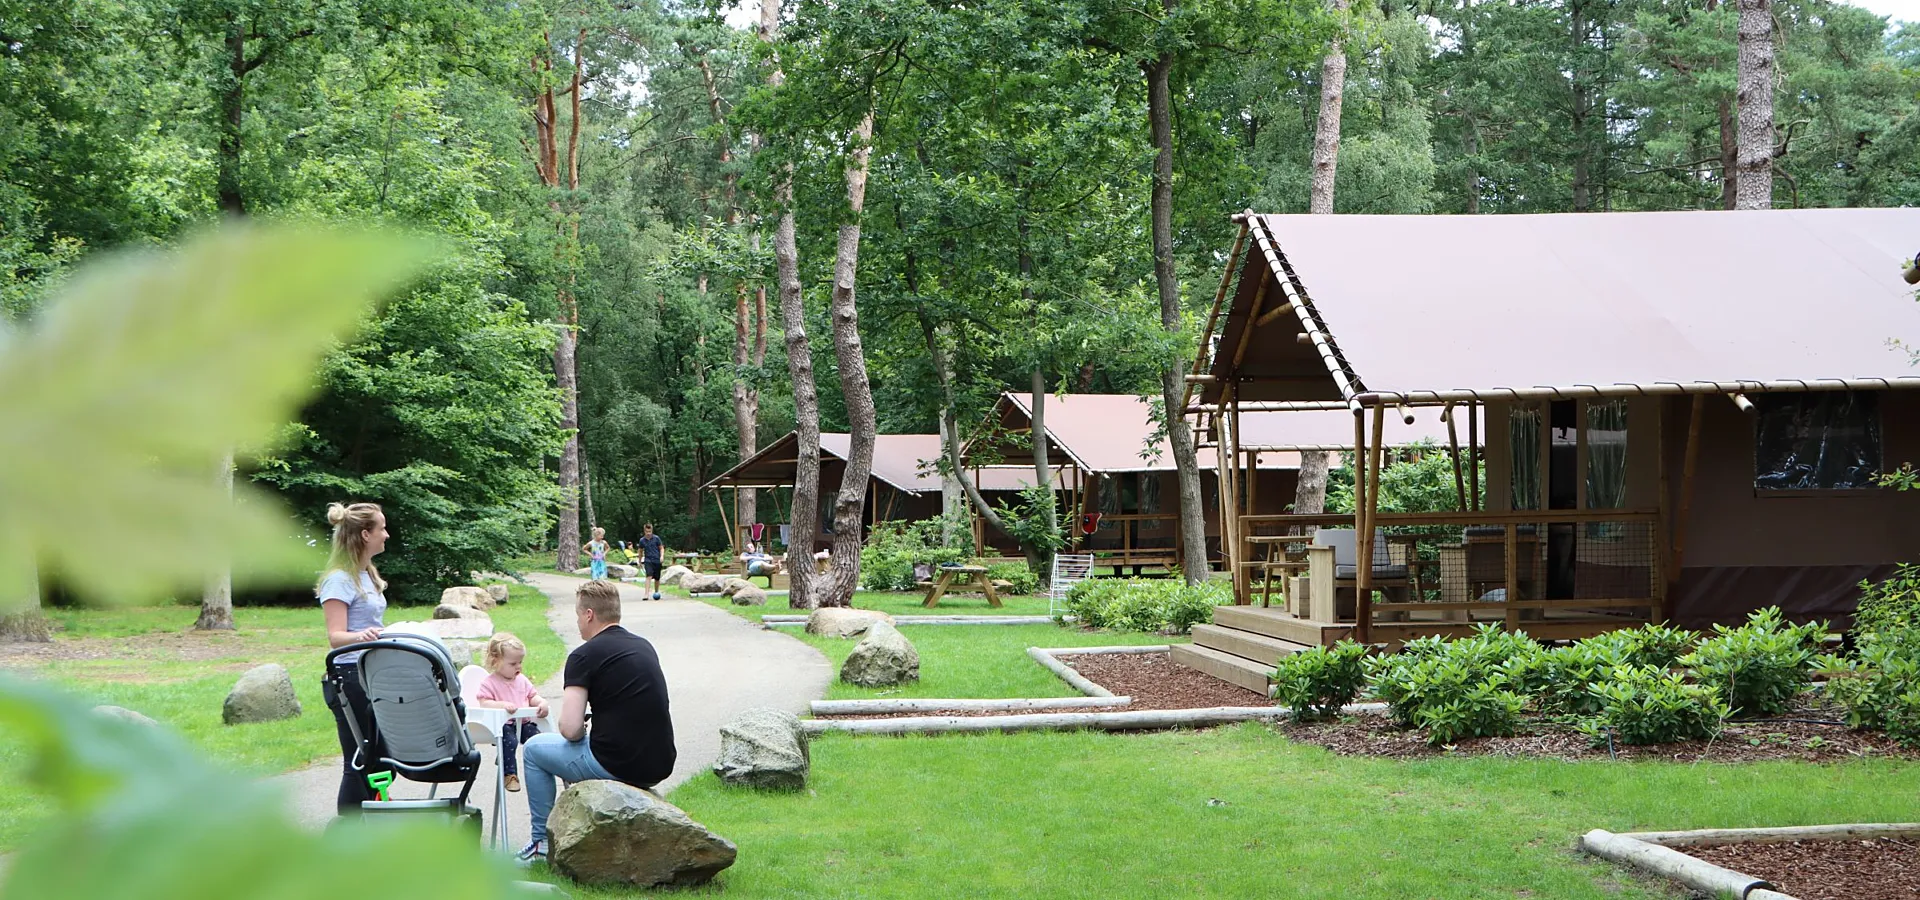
left=273, top=572, right=831, bottom=844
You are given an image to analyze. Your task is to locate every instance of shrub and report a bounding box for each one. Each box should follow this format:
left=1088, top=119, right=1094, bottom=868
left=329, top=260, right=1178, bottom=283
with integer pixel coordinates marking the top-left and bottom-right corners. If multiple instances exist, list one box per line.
left=1533, top=641, right=1626, bottom=717
left=1679, top=607, right=1824, bottom=717
left=986, top=562, right=1040, bottom=596
left=858, top=520, right=968, bottom=592
left=1823, top=627, right=1920, bottom=746
left=1366, top=630, right=1531, bottom=742
left=1589, top=623, right=1701, bottom=669
left=1580, top=665, right=1728, bottom=745
left=1061, top=578, right=1227, bottom=634
left=1271, top=640, right=1370, bottom=721
left=1852, top=564, right=1920, bottom=639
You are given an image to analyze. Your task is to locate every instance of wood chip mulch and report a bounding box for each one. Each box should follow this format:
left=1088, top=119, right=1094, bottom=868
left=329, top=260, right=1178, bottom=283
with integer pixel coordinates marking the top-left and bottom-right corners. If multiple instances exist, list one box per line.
left=811, top=650, right=1266, bottom=720
left=1275, top=708, right=1918, bottom=764
left=1682, top=838, right=1920, bottom=900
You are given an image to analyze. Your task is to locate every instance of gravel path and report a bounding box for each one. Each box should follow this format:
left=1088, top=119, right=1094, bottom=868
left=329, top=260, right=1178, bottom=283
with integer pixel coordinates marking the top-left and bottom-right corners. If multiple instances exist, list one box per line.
left=270, top=572, right=831, bottom=843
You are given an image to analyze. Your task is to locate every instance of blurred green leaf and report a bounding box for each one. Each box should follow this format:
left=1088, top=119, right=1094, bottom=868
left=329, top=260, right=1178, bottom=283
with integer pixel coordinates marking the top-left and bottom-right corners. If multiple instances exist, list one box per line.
left=0, top=225, right=434, bottom=607
left=0, top=675, right=518, bottom=900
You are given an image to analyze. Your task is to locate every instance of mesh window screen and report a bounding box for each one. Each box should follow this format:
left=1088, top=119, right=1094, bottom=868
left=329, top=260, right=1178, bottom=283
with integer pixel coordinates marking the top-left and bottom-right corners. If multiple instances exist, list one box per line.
left=1755, top=392, right=1881, bottom=490
left=1510, top=403, right=1542, bottom=510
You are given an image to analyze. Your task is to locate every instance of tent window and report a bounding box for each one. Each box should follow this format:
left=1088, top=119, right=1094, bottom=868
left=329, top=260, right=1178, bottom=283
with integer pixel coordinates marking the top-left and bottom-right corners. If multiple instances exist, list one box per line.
left=1754, top=392, right=1881, bottom=490
left=1509, top=402, right=1542, bottom=510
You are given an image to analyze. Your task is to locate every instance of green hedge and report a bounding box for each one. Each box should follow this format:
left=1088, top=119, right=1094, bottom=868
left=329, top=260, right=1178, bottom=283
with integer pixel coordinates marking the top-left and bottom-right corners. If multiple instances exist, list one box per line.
left=1060, top=578, right=1227, bottom=634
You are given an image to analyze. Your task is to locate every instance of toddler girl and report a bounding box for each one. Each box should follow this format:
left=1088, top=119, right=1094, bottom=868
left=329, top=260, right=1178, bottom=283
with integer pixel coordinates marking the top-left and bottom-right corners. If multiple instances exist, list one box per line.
left=475, top=632, right=549, bottom=792
left=584, top=527, right=610, bottom=581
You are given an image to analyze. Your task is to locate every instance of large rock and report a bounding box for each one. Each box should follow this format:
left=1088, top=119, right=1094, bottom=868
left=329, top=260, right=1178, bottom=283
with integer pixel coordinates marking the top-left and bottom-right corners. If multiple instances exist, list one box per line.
left=681, top=573, right=730, bottom=595
left=805, top=607, right=894, bottom=638
left=391, top=616, right=495, bottom=641
left=659, top=565, right=692, bottom=587
left=712, top=707, right=808, bottom=790
left=548, top=781, right=737, bottom=887
left=222, top=663, right=302, bottom=725
left=840, top=622, right=919, bottom=687
left=93, top=705, right=157, bottom=727
left=485, top=584, right=511, bottom=605
left=721, top=579, right=767, bottom=607
left=433, top=602, right=489, bottom=621
left=608, top=563, right=640, bottom=580
left=442, top=586, right=496, bottom=611
left=442, top=638, right=489, bottom=669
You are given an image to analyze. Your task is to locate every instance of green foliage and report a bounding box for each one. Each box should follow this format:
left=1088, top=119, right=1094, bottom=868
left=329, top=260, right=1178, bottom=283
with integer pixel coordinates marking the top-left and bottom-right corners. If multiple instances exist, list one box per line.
left=1679, top=608, right=1826, bottom=718
left=1851, top=564, right=1920, bottom=638
left=1366, top=625, right=1535, bottom=742
left=859, top=519, right=969, bottom=592
left=1579, top=665, right=1728, bottom=746
left=1531, top=641, right=1626, bottom=717
left=1823, top=627, right=1920, bottom=746
left=1271, top=640, right=1370, bottom=722
left=1060, top=578, right=1227, bottom=634
left=986, top=562, right=1041, bottom=596
left=994, top=485, right=1068, bottom=558
left=0, top=226, right=430, bottom=607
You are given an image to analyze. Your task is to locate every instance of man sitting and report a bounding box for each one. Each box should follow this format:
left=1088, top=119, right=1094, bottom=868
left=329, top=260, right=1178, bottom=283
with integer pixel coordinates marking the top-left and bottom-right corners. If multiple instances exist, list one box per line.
left=519, top=580, right=676, bottom=863
left=740, top=543, right=781, bottom=588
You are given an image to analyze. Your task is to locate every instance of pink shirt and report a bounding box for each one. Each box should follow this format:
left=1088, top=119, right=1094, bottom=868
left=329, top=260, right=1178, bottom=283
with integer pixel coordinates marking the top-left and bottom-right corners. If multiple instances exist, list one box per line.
left=477, top=672, right=538, bottom=711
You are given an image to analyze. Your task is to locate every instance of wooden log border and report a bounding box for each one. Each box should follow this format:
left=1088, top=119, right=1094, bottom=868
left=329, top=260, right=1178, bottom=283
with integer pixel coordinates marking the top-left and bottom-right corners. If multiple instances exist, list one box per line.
left=811, top=696, right=1133, bottom=715
left=1577, top=825, right=1920, bottom=900
left=800, top=701, right=1390, bottom=737
left=761, top=615, right=1062, bottom=627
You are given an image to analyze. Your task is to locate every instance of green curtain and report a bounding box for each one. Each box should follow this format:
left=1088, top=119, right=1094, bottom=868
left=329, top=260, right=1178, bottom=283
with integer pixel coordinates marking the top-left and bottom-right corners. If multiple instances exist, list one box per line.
left=1509, top=403, right=1541, bottom=510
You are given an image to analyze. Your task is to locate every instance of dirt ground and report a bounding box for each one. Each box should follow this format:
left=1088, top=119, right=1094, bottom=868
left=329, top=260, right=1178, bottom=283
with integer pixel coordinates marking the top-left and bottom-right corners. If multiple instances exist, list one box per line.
left=1683, top=838, right=1920, bottom=899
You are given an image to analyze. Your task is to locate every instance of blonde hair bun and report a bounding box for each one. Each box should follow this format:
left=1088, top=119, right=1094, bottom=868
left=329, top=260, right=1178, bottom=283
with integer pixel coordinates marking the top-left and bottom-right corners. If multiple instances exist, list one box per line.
left=326, top=502, right=349, bottom=526
left=484, top=632, right=527, bottom=669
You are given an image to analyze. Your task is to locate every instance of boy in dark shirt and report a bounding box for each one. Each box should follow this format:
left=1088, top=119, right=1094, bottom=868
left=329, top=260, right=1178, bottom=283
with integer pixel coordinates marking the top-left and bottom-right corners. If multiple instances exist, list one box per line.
left=636, top=523, right=666, bottom=601
left=519, top=579, right=676, bottom=862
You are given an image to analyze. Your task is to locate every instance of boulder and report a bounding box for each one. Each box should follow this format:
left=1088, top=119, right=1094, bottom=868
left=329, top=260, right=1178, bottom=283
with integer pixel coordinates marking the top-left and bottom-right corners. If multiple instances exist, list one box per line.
left=608, top=563, right=640, bottom=580
left=442, top=638, right=489, bottom=669
left=93, top=705, right=157, bottom=727
left=725, top=583, right=768, bottom=607
left=681, top=573, right=730, bottom=595
left=433, top=602, right=489, bottom=621
left=391, top=617, right=495, bottom=641
left=572, top=567, right=594, bottom=577
left=713, top=707, right=809, bottom=790
left=486, top=584, right=511, bottom=605
left=222, top=663, right=302, bottom=725
left=548, top=781, right=737, bottom=888
left=441, top=586, right=496, bottom=612
left=805, top=607, right=894, bottom=638
left=840, top=622, right=919, bottom=687
left=659, top=565, right=693, bottom=587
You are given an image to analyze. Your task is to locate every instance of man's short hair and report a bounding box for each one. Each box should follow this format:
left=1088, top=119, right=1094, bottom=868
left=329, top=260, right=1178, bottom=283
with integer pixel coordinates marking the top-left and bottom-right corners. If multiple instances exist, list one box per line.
left=577, top=579, right=622, bottom=622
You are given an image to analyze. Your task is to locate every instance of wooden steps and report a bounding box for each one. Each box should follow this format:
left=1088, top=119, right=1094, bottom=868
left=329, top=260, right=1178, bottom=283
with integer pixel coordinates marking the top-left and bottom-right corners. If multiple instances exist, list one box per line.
left=1189, top=624, right=1313, bottom=667
left=1211, top=605, right=1353, bottom=647
left=1170, top=644, right=1277, bottom=696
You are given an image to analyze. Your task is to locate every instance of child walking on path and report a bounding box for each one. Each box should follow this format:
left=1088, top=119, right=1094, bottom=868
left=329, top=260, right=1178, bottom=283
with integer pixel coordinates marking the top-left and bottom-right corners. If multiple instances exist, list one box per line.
left=476, top=632, right=550, bottom=792
left=583, top=528, right=610, bottom=581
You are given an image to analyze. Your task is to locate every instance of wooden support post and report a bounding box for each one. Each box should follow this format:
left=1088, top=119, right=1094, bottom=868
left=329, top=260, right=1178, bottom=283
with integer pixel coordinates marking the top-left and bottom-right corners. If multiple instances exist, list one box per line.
left=1668, top=394, right=1706, bottom=620
left=1467, top=399, right=1480, bottom=511
left=1504, top=521, right=1519, bottom=631
left=714, top=488, right=735, bottom=556
left=1230, top=280, right=1270, bottom=369
left=1446, top=403, right=1467, bottom=511
left=1358, top=405, right=1386, bottom=644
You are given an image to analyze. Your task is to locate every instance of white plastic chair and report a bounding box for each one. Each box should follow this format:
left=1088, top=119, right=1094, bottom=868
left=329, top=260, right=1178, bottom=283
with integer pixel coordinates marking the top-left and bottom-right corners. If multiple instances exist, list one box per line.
left=459, top=665, right=546, bottom=852
left=1048, top=553, right=1095, bottom=619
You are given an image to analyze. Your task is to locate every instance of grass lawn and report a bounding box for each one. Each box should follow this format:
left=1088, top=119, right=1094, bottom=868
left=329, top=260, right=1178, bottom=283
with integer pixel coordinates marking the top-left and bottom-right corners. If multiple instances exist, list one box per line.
left=0, top=582, right=561, bottom=848
left=672, top=584, right=1056, bottom=622
left=529, top=723, right=1920, bottom=899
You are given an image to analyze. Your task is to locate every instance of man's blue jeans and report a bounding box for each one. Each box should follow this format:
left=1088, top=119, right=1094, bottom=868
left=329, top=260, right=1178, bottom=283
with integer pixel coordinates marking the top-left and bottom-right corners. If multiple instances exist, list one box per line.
left=524, top=732, right=616, bottom=843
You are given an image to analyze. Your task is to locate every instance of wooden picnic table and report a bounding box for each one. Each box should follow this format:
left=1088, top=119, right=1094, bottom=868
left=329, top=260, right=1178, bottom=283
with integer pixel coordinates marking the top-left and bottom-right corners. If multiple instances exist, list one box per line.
left=919, top=564, right=1002, bottom=608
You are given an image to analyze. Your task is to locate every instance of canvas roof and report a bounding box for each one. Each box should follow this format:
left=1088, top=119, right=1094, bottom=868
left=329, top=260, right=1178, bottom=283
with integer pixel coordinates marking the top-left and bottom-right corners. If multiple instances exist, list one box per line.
left=969, top=393, right=1310, bottom=473
left=706, top=431, right=1084, bottom=494
left=1200, top=208, right=1920, bottom=407
left=1227, top=405, right=1461, bottom=451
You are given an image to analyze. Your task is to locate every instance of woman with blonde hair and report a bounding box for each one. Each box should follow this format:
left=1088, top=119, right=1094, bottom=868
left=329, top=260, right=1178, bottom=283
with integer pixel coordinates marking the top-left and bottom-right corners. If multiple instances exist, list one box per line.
left=317, top=501, right=391, bottom=816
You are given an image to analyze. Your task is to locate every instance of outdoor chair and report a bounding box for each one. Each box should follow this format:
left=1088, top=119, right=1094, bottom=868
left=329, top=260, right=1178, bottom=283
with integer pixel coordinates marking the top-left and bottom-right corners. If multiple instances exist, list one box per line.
left=1304, top=528, right=1410, bottom=622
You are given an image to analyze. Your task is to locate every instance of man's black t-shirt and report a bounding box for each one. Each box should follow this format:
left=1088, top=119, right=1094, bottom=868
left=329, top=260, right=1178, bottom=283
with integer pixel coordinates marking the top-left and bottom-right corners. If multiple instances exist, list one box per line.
left=636, top=534, right=664, bottom=563
left=565, top=625, right=675, bottom=787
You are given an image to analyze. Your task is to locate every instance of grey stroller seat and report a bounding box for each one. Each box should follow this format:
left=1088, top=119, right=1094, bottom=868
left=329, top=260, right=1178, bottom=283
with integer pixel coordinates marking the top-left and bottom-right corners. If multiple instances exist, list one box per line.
left=325, top=633, right=482, bottom=819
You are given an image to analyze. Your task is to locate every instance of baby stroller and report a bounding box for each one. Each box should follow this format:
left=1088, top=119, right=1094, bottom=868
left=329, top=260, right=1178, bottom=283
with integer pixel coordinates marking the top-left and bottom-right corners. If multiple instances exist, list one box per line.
left=323, top=632, right=483, bottom=830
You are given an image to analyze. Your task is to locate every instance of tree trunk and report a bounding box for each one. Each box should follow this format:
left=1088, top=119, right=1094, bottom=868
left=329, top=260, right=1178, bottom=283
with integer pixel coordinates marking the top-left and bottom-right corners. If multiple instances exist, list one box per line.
left=1735, top=0, right=1774, bottom=211
left=919, top=309, right=1009, bottom=544
left=763, top=0, right=820, bottom=607
left=1, top=563, right=50, bottom=643
left=1718, top=96, right=1738, bottom=209
left=704, top=54, right=762, bottom=535
left=195, top=451, right=237, bottom=631
left=1145, top=53, right=1211, bottom=585
left=581, top=441, right=597, bottom=532
left=219, top=16, right=247, bottom=217
left=1294, top=0, right=1347, bottom=523
left=531, top=30, right=587, bottom=572
left=686, top=450, right=705, bottom=550
left=818, top=111, right=879, bottom=609
left=1027, top=370, right=1057, bottom=573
